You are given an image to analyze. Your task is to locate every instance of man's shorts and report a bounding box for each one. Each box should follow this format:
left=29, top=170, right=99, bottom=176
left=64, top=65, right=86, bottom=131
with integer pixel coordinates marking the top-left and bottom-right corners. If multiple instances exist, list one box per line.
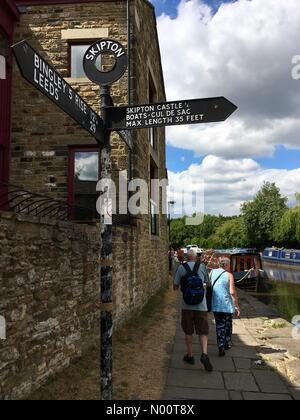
left=181, top=310, right=209, bottom=336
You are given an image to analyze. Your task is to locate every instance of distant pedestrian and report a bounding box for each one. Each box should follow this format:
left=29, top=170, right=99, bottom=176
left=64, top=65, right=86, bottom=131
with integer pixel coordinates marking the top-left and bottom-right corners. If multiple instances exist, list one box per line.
left=177, top=248, right=185, bottom=264
left=174, top=249, right=213, bottom=372
left=169, top=248, right=175, bottom=273
left=210, top=258, right=241, bottom=357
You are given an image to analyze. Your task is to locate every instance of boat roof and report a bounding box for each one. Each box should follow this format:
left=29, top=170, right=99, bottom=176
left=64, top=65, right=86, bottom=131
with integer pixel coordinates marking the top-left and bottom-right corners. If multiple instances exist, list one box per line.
left=213, top=248, right=260, bottom=256
left=264, top=247, right=300, bottom=253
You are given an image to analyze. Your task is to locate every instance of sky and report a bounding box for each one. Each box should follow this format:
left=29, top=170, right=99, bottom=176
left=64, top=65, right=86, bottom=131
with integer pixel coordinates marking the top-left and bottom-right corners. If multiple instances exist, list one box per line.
left=149, top=0, right=300, bottom=216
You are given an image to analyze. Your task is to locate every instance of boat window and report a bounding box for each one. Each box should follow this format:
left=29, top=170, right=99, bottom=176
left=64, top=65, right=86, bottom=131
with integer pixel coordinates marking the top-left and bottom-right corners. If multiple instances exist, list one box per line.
left=232, top=257, right=237, bottom=272
left=254, top=256, right=261, bottom=269
left=285, top=252, right=291, bottom=259
left=237, top=257, right=245, bottom=272
left=247, top=258, right=252, bottom=270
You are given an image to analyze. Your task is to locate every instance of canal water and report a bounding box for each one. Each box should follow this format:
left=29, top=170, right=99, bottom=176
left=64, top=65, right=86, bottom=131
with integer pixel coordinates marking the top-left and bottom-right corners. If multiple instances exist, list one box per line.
left=253, top=263, right=300, bottom=322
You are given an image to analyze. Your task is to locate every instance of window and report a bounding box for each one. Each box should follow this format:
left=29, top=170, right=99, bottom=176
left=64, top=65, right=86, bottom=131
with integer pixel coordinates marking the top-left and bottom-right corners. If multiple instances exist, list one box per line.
left=0, top=146, right=3, bottom=185
left=69, top=43, right=92, bottom=78
left=246, top=258, right=252, bottom=270
left=0, top=32, right=8, bottom=61
left=148, top=71, right=158, bottom=150
left=238, top=258, right=245, bottom=272
left=150, top=162, right=159, bottom=236
left=150, top=200, right=158, bottom=236
left=149, top=127, right=156, bottom=149
left=0, top=55, right=5, bottom=80
left=69, top=148, right=99, bottom=220
left=0, top=32, right=9, bottom=196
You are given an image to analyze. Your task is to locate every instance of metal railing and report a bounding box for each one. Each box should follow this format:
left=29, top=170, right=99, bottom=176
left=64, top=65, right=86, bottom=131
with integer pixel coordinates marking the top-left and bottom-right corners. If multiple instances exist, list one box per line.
left=0, top=182, right=96, bottom=222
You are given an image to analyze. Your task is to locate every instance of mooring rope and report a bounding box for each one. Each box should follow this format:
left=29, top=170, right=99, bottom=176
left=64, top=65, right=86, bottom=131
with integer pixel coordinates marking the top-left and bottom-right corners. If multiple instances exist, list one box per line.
left=235, top=268, right=255, bottom=283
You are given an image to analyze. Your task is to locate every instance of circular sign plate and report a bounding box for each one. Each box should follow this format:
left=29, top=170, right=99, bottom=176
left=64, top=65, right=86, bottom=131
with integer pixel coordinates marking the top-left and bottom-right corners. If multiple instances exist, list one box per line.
left=83, top=39, right=128, bottom=85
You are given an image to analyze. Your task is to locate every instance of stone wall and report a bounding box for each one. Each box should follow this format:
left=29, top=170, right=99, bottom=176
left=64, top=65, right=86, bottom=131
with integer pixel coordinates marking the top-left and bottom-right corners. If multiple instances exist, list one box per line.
left=0, top=211, right=100, bottom=399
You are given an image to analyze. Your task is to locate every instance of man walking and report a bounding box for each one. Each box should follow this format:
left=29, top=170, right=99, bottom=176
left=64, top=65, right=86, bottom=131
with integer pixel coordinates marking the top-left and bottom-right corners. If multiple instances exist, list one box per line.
left=174, top=250, right=213, bottom=372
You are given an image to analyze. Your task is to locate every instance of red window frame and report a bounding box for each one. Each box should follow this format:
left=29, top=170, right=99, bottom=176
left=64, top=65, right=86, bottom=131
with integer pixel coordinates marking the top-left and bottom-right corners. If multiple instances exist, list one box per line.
left=0, top=16, right=16, bottom=209
left=68, top=145, right=100, bottom=219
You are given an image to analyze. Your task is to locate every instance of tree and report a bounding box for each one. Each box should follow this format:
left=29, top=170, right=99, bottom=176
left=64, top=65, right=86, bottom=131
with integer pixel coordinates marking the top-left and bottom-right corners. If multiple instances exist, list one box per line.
left=208, top=218, right=248, bottom=249
left=170, top=217, right=188, bottom=249
left=170, top=214, right=232, bottom=249
left=274, top=196, right=300, bottom=247
left=241, top=182, right=288, bottom=248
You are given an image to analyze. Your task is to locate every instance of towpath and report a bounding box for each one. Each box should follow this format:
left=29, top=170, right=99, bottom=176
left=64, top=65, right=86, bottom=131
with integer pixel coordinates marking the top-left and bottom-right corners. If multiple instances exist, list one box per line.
left=164, top=290, right=300, bottom=400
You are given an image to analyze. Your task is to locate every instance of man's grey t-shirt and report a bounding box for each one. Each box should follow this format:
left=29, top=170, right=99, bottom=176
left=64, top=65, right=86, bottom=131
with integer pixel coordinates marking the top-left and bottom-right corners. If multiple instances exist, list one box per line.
left=174, top=262, right=208, bottom=312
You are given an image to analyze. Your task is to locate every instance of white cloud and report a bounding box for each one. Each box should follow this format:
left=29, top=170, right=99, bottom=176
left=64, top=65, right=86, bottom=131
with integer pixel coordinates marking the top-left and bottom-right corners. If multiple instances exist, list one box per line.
left=157, top=0, right=300, bottom=158
left=168, top=156, right=300, bottom=216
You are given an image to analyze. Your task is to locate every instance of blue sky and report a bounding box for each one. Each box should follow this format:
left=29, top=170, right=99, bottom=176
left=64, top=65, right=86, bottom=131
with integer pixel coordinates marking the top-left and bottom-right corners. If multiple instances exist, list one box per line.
left=167, top=145, right=300, bottom=173
left=151, top=0, right=300, bottom=215
left=152, top=0, right=240, bottom=174
left=152, top=0, right=235, bottom=18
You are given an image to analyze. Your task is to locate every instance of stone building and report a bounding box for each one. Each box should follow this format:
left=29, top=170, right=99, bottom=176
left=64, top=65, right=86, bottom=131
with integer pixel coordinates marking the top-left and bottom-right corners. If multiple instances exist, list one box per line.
left=0, top=0, right=168, bottom=399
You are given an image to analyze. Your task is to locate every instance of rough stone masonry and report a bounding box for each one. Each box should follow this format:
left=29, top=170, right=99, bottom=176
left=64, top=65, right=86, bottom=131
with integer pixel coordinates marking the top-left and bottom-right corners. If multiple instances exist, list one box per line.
left=0, top=211, right=100, bottom=399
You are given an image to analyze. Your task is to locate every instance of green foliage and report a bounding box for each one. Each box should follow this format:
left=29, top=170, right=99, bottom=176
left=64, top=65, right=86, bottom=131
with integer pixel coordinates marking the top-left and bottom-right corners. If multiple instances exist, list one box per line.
left=170, top=214, right=232, bottom=249
left=241, top=182, right=288, bottom=248
left=274, top=205, right=300, bottom=246
left=209, top=218, right=248, bottom=249
left=170, top=182, right=299, bottom=250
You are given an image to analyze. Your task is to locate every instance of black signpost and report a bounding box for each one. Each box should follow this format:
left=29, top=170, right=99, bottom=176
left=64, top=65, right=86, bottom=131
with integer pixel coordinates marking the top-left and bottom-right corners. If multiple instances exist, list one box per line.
left=83, top=40, right=129, bottom=401
left=12, top=41, right=103, bottom=142
left=106, top=97, right=237, bottom=131
left=13, top=36, right=238, bottom=402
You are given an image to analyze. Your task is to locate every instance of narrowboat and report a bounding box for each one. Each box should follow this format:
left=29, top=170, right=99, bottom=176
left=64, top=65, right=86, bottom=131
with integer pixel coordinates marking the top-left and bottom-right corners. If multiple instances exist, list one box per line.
left=183, top=244, right=205, bottom=256
left=262, top=248, right=300, bottom=267
left=205, top=248, right=265, bottom=291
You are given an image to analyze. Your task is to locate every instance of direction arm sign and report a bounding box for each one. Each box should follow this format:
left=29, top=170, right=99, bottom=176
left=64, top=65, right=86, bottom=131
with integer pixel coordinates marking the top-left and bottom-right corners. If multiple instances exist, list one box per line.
left=105, top=97, right=237, bottom=131
left=12, top=40, right=103, bottom=143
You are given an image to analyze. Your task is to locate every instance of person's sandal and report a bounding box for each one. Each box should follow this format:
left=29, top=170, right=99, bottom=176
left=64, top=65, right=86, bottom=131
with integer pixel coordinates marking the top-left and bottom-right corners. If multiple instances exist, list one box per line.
left=183, top=354, right=195, bottom=365
left=219, top=347, right=226, bottom=357
left=225, top=342, right=232, bottom=351
left=200, top=354, right=213, bottom=372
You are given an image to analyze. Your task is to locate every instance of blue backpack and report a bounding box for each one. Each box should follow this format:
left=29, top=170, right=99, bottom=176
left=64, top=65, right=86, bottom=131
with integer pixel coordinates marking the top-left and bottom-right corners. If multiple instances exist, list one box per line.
left=181, top=262, right=205, bottom=306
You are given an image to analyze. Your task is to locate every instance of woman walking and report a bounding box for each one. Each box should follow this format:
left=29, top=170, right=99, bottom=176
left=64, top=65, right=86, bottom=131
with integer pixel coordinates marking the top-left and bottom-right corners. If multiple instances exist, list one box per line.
left=210, top=257, right=241, bottom=357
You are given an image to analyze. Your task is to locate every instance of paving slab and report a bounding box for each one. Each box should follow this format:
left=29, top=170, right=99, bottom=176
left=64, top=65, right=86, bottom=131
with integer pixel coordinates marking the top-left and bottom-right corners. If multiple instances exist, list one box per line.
left=229, top=391, right=243, bottom=400
left=232, top=335, right=258, bottom=347
left=224, top=373, right=259, bottom=392
left=288, top=388, right=300, bottom=400
left=170, top=353, right=235, bottom=372
left=163, top=387, right=229, bottom=401
left=227, top=345, right=258, bottom=359
left=174, top=334, right=218, bottom=345
left=173, top=342, right=258, bottom=358
left=172, top=342, right=219, bottom=356
left=253, top=371, right=290, bottom=394
left=233, top=358, right=252, bottom=370
left=166, top=368, right=224, bottom=390
left=243, top=392, right=293, bottom=401
left=259, top=326, right=293, bottom=339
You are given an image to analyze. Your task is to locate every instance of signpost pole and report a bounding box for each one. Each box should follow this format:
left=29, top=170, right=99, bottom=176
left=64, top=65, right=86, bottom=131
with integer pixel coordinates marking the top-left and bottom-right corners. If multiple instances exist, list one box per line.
left=99, top=85, right=113, bottom=400
left=83, top=38, right=129, bottom=402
